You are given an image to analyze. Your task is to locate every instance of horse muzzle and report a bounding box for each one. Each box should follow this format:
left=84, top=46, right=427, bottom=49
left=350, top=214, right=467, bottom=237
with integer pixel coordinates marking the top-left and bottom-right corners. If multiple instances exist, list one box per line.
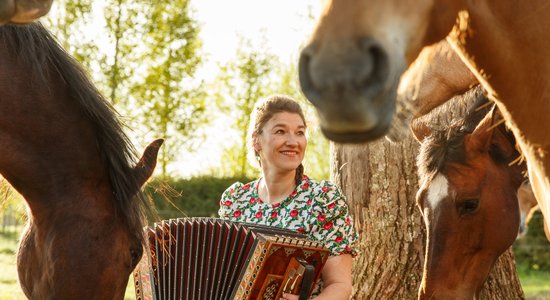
left=299, top=37, right=397, bottom=143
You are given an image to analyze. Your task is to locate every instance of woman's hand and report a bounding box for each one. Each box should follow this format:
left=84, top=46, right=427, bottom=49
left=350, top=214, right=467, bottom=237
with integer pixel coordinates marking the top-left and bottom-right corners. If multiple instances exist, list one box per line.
left=281, top=293, right=299, bottom=300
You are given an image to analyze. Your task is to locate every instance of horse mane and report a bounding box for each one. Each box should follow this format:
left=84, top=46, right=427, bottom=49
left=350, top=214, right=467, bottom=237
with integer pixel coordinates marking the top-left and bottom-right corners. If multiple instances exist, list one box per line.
left=416, top=92, right=505, bottom=179
left=0, top=23, right=154, bottom=242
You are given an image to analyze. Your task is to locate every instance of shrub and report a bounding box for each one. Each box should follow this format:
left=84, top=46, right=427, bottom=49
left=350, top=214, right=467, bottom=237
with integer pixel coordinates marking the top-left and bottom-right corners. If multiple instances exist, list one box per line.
left=145, top=176, right=253, bottom=220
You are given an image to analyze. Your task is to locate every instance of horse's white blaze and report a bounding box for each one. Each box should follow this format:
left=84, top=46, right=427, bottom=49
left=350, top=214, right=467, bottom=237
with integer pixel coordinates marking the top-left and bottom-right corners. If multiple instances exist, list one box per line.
left=427, top=174, right=449, bottom=208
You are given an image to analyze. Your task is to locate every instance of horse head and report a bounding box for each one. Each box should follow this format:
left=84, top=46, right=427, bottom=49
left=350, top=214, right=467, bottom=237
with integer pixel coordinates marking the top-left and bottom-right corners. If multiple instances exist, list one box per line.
left=413, top=100, right=524, bottom=299
left=298, top=0, right=462, bottom=143
left=0, top=23, right=162, bottom=299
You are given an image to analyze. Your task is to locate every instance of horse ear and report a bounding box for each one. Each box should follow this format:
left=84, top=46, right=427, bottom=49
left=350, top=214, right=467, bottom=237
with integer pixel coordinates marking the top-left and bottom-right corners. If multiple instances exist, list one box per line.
left=133, top=138, right=164, bottom=187
left=410, top=120, right=432, bottom=143
left=468, top=107, right=497, bottom=152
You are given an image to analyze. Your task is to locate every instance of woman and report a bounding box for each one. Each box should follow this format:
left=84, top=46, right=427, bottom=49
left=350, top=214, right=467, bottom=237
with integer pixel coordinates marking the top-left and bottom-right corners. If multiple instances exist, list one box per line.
left=219, top=94, right=358, bottom=299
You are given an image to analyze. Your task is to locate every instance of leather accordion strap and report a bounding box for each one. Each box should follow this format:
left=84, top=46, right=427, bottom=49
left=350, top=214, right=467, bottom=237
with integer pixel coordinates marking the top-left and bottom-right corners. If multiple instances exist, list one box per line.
left=298, top=264, right=315, bottom=300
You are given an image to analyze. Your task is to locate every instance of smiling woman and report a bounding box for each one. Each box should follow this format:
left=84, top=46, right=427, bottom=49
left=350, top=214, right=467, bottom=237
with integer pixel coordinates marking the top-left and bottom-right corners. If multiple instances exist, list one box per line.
left=218, top=94, right=358, bottom=299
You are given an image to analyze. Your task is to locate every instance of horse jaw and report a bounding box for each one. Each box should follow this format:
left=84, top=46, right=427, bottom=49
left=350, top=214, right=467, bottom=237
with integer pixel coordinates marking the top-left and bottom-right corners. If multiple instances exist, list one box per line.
left=132, top=138, right=163, bottom=189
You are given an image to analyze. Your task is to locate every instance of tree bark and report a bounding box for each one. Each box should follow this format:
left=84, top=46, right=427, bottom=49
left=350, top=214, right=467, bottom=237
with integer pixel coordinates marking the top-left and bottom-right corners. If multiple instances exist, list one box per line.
left=331, top=90, right=524, bottom=299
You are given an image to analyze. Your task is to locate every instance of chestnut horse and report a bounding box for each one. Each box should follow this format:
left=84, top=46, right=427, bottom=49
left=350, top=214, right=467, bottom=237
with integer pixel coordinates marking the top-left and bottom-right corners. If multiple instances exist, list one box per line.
left=0, top=0, right=52, bottom=24
left=413, top=94, right=525, bottom=299
left=1, top=23, right=162, bottom=299
left=298, top=0, right=550, bottom=246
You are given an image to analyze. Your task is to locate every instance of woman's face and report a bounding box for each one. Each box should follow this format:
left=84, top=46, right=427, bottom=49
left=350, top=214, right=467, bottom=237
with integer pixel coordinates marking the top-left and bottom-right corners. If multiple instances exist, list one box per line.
left=256, top=112, right=307, bottom=173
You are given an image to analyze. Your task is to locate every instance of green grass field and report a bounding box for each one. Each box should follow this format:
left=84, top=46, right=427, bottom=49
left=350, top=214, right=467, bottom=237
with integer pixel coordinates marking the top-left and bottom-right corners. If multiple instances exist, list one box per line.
left=1, top=228, right=549, bottom=299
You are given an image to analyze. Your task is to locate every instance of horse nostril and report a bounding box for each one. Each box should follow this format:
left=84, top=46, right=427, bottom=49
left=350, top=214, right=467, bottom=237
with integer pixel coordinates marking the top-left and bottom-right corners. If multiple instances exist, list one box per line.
left=298, top=44, right=322, bottom=106
left=356, top=37, right=389, bottom=95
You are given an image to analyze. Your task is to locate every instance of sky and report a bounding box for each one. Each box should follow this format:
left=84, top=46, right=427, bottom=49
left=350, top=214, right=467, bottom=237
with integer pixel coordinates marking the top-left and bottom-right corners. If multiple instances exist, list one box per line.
left=168, top=0, right=322, bottom=177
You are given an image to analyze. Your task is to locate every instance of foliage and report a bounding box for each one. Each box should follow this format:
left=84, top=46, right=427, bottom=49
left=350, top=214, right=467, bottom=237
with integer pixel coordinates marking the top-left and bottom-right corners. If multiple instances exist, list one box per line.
left=513, top=211, right=550, bottom=271
left=44, top=0, right=208, bottom=179
left=145, top=176, right=253, bottom=220
left=0, top=180, right=26, bottom=225
left=212, top=36, right=279, bottom=178
left=124, top=0, right=208, bottom=178
left=43, top=0, right=99, bottom=73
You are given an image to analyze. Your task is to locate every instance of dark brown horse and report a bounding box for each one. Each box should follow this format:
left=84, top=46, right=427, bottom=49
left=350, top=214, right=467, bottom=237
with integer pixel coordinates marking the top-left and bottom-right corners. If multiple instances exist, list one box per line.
left=0, top=23, right=162, bottom=299
left=298, top=0, right=550, bottom=244
left=413, top=94, right=525, bottom=299
left=0, top=0, right=52, bottom=24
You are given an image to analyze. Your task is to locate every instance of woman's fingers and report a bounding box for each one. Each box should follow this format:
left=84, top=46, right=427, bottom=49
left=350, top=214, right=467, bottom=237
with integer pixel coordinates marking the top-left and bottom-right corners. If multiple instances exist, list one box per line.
left=281, top=293, right=299, bottom=300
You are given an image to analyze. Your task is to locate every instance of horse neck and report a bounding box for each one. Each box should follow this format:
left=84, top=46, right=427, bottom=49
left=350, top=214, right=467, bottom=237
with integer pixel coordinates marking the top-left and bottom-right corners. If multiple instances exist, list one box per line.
left=0, top=58, right=117, bottom=222
left=451, top=2, right=550, bottom=143
left=453, top=1, right=550, bottom=239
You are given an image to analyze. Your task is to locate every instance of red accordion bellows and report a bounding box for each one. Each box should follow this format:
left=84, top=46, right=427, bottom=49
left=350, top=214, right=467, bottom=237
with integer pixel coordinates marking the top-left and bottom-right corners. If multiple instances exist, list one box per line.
left=134, top=218, right=330, bottom=300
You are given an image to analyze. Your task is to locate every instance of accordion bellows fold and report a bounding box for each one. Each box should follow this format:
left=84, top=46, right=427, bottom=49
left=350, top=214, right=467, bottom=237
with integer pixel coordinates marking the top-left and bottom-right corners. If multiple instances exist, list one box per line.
left=134, top=217, right=330, bottom=300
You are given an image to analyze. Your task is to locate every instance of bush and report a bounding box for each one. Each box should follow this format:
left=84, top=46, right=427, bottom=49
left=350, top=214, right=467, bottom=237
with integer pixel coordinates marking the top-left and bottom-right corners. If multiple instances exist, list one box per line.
left=513, top=210, right=550, bottom=271
left=145, top=176, right=253, bottom=220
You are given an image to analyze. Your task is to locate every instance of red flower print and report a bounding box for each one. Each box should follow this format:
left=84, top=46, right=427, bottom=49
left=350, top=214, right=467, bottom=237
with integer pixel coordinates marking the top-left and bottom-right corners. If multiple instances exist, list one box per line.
left=317, top=215, right=326, bottom=222
left=345, top=245, right=352, bottom=252
left=321, top=186, right=330, bottom=193
left=242, top=184, right=251, bottom=190
left=290, top=210, right=299, bottom=218
left=256, top=211, right=263, bottom=218
left=233, top=210, right=242, bottom=218
left=323, top=222, right=333, bottom=230
left=224, top=200, right=232, bottom=206
left=327, top=203, right=336, bottom=210
left=271, top=211, right=278, bottom=219
left=307, top=199, right=312, bottom=206
left=335, top=236, right=343, bottom=243
left=249, top=197, right=256, bottom=204
left=301, top=182, right=309, bottom=189
left=290, top=191, right=297, bottom=197
left=297, top=228, right=306, bottom=233
left=346, top=217, right=351, bottom=225
left=273, top=203, right=280, bottom=208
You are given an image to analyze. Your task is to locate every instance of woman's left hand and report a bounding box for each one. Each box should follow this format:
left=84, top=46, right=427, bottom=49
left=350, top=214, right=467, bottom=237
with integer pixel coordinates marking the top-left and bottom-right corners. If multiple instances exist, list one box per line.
left=280, top=292, right=299, bottom=300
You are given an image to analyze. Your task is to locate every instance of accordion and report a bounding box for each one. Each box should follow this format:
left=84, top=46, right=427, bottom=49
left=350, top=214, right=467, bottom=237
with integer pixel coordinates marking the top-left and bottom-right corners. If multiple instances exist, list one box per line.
left=133, top=218, right=331, bottom=300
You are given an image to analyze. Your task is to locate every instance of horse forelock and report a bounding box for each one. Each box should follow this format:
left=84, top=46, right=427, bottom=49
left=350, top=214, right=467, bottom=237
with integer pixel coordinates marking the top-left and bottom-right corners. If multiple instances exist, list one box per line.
left=417, top=123, right=468, bottom=180
left=0, top=23, right=152, bottom=243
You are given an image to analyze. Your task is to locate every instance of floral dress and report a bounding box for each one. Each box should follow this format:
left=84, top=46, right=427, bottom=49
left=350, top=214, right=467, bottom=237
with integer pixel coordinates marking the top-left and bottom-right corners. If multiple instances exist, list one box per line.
left=218, top=175, right=358, bottom=297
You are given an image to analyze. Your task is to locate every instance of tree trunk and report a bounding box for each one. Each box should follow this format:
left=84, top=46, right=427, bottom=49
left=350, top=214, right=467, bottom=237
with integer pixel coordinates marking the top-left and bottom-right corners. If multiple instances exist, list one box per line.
left=331, top=90, right=524, bottom=299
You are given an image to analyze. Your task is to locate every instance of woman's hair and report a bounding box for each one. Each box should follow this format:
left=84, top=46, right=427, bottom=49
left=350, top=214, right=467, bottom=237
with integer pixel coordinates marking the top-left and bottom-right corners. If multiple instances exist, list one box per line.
left=248, top=94, right=307, bottom=184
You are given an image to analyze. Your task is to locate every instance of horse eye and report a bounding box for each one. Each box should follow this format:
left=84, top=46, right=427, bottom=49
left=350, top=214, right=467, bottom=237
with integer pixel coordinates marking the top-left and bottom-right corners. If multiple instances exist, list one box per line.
left=457, top=198, right=480, bottom=215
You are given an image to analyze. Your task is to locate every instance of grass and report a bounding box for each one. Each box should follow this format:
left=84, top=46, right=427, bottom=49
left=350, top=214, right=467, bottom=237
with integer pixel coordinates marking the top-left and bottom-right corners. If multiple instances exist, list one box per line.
left=517, top=264, right=550, bottom=299
left=1, top=227, right=549, bottom=299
